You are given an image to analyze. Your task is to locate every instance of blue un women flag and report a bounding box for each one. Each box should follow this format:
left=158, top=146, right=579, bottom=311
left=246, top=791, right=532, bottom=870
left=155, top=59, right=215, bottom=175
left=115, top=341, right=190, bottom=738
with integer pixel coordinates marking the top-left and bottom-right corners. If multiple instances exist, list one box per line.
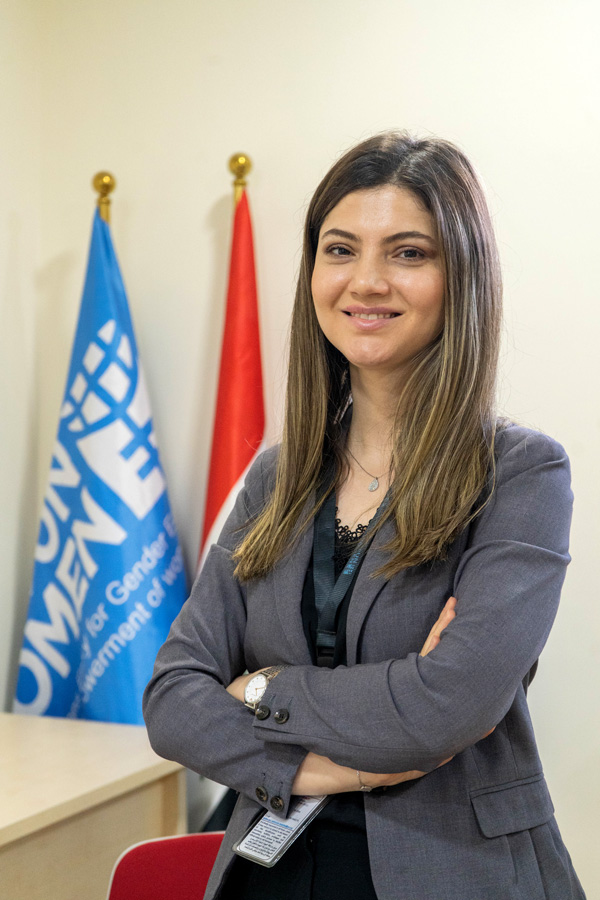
left=14, top=210, right=187, bottom=724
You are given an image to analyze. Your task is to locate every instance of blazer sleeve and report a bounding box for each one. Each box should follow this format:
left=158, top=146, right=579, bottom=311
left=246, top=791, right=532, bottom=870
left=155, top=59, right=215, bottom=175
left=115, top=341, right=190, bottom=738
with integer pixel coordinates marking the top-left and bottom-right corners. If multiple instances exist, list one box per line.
left=143, top=448, right=306, bottom=817
left=252, top=428, right=573, bottom=773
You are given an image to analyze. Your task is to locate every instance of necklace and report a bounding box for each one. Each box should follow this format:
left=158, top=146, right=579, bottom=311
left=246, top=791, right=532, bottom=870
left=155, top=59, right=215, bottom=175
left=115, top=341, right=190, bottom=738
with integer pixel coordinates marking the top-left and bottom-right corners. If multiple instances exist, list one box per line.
left=346, top=446, right=388, bottom=492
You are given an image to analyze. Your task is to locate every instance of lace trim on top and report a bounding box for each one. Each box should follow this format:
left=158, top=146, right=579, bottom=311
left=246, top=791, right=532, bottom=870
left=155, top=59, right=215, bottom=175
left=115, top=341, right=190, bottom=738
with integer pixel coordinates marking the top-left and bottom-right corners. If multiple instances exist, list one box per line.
left=334, top=505, right=376, bottom=544
left=334, top=518, right=371, bottom=544
left=333, top=511, right=375, bottom=578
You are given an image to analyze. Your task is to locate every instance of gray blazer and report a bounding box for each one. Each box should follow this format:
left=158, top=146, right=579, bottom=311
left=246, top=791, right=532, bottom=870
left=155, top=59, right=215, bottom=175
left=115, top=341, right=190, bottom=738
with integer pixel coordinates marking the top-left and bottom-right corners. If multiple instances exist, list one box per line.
left=143, top=424, right=586, bottom=900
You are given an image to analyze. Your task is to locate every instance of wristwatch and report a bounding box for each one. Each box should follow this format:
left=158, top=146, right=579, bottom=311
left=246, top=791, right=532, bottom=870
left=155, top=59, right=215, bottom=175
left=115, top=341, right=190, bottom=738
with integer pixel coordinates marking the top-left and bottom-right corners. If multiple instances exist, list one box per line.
left=244, top=665, right=289, bottom=711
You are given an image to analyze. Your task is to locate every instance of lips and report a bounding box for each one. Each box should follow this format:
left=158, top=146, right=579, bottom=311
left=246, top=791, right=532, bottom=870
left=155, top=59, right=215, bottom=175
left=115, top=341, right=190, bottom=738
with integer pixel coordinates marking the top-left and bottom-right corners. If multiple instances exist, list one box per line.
left=343, top=306, right=401, bottom=321
left=346, top=311, right=399, bottom=320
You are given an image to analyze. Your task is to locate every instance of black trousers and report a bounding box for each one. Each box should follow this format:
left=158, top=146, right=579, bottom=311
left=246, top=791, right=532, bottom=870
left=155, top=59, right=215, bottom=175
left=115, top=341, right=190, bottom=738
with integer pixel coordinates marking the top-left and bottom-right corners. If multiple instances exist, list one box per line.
left=220, top=816, right=379, bottom=900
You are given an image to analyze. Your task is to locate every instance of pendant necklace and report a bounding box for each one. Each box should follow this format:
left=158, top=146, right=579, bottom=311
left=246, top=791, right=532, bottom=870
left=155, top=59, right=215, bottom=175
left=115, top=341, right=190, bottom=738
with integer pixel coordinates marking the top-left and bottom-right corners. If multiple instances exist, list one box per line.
left=346, top=446, right=388, bottom=492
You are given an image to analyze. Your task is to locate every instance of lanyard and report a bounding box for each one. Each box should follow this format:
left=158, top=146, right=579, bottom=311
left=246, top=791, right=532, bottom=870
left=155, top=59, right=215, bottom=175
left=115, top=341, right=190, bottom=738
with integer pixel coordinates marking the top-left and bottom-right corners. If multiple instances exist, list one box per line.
left=313, top=490, right=389, bottom=664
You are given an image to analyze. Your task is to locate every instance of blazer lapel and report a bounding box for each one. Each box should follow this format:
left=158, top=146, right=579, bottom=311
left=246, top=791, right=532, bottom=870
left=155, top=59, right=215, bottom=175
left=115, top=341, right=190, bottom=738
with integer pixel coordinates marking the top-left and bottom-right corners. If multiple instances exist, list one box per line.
left=272, top=510, right=314, bottom=665
left=345, top=517, right=395, bottom=666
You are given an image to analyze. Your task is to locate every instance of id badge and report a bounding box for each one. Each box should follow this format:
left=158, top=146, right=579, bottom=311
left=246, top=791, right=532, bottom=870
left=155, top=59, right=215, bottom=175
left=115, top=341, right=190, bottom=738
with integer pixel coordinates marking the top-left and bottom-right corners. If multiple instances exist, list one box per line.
left=233, top=795, right=329, bottom=867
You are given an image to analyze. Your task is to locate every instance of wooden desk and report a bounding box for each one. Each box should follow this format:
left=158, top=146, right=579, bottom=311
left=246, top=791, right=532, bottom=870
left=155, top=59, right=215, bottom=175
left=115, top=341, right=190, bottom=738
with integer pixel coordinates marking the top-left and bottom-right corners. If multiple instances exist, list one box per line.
left=0, top=712, right=185, bottom=900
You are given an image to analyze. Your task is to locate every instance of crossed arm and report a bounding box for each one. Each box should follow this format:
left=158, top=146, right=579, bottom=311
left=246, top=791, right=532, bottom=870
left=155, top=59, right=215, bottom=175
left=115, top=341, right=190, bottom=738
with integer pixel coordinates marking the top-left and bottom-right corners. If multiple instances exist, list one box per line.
left=226, top=596, right=489, bottom=794
left=144, top=429, right=571, bottom=811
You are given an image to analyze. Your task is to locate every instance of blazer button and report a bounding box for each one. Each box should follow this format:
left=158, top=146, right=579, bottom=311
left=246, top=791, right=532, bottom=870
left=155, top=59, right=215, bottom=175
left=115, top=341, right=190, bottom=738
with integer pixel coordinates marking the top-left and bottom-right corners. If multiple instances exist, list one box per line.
left=255, top=705, right=270, bottom=720
left=274, top=709, right=289, bottom=724
left=255, top=786, right=268, bottom=803
left=270, top=796, right=284, bottom=812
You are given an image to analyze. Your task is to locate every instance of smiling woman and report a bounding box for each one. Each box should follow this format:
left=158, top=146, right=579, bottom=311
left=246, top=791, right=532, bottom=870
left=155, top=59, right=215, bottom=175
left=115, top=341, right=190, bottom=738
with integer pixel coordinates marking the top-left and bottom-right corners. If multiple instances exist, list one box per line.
left=234, top=133, right=502, bottom=580
left=144, top=132, right=585, bottom=900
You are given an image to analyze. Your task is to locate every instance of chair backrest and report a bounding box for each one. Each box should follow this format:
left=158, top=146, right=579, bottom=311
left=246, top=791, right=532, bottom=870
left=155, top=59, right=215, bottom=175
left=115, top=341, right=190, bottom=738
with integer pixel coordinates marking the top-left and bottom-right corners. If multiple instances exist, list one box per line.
left=106, top=832, right=225, bottom=900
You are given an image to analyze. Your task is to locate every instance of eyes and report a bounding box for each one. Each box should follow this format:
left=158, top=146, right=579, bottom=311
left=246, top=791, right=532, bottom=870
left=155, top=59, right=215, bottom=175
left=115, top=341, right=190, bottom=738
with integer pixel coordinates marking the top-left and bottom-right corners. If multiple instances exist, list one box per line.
left=322, top=244, right=428, bottom=262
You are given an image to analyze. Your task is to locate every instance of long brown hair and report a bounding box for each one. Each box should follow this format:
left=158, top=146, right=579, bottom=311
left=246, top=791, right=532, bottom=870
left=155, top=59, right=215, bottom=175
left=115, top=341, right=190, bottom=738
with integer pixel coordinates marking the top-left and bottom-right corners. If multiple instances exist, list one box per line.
left=234, top=132, right=502, bottom=580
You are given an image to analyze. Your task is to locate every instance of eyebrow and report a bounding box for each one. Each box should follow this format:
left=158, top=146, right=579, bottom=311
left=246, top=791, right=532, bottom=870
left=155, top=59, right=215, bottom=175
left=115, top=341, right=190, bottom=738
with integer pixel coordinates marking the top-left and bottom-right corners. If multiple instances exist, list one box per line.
left=320, top=228, right=436, bottom=245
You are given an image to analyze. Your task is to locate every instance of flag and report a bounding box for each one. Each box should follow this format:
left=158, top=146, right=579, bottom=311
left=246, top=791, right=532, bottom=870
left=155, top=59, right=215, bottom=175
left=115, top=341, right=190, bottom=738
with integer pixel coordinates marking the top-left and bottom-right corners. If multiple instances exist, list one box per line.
left=199, top=190, right=265, bottom=567
left=14, top=210, right=187, bottom=724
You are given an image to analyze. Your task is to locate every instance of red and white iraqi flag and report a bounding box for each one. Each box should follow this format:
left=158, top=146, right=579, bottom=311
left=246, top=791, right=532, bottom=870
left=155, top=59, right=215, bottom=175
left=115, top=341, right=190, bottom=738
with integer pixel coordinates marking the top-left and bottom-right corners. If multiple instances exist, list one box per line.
left=198, top=190, right=265, bottom=570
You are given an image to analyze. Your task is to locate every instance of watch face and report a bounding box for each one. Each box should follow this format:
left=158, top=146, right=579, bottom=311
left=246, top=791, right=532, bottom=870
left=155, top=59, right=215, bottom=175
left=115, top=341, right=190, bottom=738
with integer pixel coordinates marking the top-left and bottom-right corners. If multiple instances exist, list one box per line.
left=245, top=674, right=268, bottom=705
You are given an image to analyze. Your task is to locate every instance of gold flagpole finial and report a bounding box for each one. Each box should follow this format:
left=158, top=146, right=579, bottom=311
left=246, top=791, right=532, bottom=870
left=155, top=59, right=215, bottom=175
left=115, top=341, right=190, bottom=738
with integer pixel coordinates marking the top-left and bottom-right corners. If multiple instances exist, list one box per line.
left=92, top=171, right=116, bottom=224
left=228, top=154, right=252, bottom=205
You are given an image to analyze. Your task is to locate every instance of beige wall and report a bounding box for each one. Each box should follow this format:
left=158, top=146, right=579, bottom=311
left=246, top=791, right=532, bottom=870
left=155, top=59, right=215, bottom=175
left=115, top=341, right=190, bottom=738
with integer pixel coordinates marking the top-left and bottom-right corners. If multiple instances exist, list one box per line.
left=1, top=0, right=598, bottom=890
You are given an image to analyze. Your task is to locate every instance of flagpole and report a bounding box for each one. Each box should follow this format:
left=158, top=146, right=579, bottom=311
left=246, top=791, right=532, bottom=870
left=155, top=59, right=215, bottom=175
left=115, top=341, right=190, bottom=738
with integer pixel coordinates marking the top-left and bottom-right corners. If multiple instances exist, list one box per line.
left=228, top=154, right=252, bottom=205
left=197, top=152, right=264, bottom=568
left=92, top=171, right=116, bottom=223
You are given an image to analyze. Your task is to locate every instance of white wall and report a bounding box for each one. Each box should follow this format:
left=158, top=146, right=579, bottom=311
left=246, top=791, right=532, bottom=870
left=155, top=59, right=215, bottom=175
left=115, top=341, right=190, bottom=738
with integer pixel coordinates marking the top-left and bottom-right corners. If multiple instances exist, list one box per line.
left=0, top=0, right=42, bottom=728
left=2, top=0, right=598, bottom=890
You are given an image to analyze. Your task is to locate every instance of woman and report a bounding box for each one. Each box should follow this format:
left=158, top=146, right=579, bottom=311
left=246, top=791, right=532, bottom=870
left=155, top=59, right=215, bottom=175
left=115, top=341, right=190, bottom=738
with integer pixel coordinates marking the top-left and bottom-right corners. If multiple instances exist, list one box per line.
left=143, top=132, right=586, bottom=899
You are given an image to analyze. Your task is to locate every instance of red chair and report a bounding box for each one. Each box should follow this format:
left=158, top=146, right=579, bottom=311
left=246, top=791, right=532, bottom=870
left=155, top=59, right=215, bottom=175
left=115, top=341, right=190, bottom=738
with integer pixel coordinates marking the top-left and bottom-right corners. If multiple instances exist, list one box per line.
left=106, top=832, right=225, bottom=900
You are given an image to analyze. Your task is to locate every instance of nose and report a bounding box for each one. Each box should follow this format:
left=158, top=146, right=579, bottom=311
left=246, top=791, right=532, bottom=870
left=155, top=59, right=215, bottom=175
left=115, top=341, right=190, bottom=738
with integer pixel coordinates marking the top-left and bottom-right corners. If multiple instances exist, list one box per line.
left=349, top=252, right=390, bottom=297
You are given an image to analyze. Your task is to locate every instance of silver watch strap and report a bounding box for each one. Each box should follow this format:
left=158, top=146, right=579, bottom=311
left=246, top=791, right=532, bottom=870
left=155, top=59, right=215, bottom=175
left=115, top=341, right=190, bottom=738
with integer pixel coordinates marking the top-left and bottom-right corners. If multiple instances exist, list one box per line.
left=261, top=665, right=290, bottom=680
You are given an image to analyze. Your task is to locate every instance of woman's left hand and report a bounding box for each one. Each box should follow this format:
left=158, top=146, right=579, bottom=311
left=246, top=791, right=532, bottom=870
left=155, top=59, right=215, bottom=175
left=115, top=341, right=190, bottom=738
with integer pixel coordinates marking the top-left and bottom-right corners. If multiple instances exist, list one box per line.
left=420, top=596, right=457, bottom=656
